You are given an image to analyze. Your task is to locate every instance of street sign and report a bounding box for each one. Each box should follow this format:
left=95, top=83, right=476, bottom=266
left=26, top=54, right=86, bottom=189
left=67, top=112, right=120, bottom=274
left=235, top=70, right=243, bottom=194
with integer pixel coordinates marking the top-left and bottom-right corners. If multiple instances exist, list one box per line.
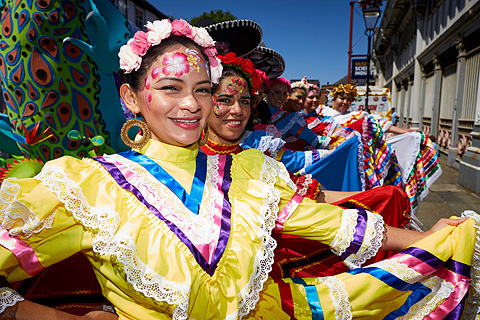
left=351, top=59, right=375, bottom=79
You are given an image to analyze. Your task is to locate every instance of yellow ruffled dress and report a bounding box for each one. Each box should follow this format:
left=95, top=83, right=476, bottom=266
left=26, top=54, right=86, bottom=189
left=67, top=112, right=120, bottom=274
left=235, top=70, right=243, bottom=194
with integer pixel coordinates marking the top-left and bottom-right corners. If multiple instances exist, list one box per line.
left=0, top=139, right=479, bottom=319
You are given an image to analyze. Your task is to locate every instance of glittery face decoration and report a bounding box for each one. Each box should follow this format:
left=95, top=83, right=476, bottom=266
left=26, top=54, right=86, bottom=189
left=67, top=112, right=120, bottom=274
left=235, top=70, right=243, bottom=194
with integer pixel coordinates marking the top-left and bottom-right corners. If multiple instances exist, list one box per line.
left=142, top=48, right=208, bottom=112
left=213, top=77, right=250, bottom=117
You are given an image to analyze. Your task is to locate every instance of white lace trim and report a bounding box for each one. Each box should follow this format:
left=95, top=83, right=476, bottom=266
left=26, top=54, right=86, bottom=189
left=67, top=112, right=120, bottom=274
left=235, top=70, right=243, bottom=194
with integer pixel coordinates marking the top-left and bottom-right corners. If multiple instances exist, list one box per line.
left=0, top=179, right=56, bottom=238
left=343, top=211, right=384, bottom=269
left=307, top=117, right=322, bottom=130
left=234, top=154, right=280, bottom=319
left=296, top=174, right=313, bottom=197
left=276, top=162, right=297, bottom=192
left=304, top=151, right=314, bottom=168
left=462, top=210, right=480, bottom=319
left=330, top=209, right=358, bottom=257
left=35, top=162, right=191, bottom=319
left=0, top=287, right=24, bottom=313
left=277, top=112, right=306, bottom=137
left=330, top=209, right=384, bottom=269
left=254, top=136, right=285, bottom=158
left=371, top=260, right=423, bottom=284
left=317, top=277, right=352, bottom=320
left=396, top=276, right=454, bottom=320
left=318, top=135, right=331, bottom=149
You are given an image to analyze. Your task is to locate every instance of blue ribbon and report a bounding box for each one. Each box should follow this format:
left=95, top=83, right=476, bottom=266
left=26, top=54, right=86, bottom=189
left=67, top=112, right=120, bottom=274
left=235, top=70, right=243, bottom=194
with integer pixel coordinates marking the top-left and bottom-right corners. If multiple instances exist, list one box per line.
left=119, top=150, right=207, bottom=215
left=291, top=278, right=324, bottom=320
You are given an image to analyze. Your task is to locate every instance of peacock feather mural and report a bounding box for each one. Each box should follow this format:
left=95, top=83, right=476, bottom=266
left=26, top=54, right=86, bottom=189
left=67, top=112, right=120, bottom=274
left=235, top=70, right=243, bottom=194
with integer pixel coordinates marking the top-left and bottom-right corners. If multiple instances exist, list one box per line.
left=0, top=0, right=131, bottom=162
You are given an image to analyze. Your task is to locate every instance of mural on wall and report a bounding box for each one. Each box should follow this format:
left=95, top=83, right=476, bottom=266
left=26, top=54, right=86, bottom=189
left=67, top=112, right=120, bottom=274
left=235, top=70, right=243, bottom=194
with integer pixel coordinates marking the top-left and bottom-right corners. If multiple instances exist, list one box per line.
left=0, top=0, right=131, bottom=163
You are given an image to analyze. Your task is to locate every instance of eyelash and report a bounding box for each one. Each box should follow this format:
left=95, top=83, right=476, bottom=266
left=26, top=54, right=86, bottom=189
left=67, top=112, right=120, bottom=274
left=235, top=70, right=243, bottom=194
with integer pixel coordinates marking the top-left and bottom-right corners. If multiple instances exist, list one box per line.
left=159, top=86, right=178, bottom=91
left=197, top=87, right=211, bottom=94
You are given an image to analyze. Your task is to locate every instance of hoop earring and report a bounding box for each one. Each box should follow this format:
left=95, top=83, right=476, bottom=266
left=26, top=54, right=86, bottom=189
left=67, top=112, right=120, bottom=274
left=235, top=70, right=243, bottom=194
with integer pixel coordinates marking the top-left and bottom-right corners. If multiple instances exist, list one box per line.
left=121, top=114, right=151, bottom=149
left=198, top=126, right=209, bottom=146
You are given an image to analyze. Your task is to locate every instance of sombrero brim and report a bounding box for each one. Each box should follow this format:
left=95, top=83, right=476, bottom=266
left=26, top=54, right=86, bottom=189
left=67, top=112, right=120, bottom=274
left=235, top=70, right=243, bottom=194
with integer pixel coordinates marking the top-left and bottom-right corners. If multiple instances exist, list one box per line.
left=205, top=20, right=263, bottom=56
left=243, top=46, right=285, bottom=79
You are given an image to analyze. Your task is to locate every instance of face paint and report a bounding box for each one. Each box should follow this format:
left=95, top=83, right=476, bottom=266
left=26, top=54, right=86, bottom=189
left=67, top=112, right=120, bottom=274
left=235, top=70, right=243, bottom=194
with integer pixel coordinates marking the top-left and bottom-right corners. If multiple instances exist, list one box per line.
left=143, top=75, right=152, bottom=112
left=212, top=77, right=250, bottom=118
left=141, top=48, right=209, bottom=113
left=212, top=96, right=223, bottom=117
left=152, top=67, right=162, bottom=79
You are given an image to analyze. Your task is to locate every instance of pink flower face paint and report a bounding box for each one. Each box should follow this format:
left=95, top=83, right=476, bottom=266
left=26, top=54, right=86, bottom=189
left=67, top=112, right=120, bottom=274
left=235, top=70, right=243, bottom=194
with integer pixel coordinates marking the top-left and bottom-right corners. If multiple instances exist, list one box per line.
left=162, top=52, right=190, bottom=77
left=141, top=49, right=208, bottom=113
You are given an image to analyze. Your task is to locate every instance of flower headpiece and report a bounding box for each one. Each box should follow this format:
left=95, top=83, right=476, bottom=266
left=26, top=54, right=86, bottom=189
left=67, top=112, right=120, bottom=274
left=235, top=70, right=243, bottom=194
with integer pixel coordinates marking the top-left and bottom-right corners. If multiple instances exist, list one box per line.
left=218, top=52, right=263, bottom=93
left=255, top=69, right=270, bottom=91
left=331, top=84, right=358, bottom=99
left=290, top=76, right=309, bottom=92
left=308, top=83, right=319, bottom=93
left=269, top=77, right=291, bottom=92
left=118, top=19, right=223, bottom=84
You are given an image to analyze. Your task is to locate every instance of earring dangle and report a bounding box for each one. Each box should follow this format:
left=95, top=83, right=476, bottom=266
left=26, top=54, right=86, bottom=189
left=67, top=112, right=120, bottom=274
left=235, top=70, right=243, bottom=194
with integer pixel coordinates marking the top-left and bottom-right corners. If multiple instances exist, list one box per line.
left=198, top=126, right=209, bottom=146
left=121, top=114, right=151, bottom=149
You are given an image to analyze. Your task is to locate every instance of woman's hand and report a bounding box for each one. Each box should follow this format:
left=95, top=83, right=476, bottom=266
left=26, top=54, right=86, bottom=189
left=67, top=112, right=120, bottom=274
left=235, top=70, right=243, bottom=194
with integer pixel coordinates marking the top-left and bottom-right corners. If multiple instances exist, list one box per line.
left=424, top=217, right=470, bottom=236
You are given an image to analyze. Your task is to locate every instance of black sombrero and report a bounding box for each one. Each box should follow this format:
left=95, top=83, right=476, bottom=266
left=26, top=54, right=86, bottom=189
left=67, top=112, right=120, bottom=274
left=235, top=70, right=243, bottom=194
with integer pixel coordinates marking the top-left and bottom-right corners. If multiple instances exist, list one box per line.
left=198, top=19, right=263, bottom=56
left=243, top=45, right=285, bottom=79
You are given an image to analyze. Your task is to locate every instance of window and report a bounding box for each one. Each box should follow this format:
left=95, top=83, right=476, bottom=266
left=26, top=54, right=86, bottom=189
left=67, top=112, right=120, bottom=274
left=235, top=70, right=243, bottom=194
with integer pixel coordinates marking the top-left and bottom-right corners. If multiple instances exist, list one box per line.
left=135, top=7, right=144, bottom=28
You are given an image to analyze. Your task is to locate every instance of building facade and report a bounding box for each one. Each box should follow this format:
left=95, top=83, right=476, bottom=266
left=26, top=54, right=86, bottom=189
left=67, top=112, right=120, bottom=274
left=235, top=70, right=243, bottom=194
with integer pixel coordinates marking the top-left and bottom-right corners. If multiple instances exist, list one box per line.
left=108, top=0, right=168, bottom=30
left=373, top=0, right=480, bottom=192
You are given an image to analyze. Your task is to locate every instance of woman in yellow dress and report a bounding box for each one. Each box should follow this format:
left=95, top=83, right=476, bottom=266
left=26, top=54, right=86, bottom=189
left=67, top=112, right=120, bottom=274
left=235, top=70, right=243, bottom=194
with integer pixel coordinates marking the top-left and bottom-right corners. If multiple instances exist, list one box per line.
left=1, top=19, right=479, bottom=320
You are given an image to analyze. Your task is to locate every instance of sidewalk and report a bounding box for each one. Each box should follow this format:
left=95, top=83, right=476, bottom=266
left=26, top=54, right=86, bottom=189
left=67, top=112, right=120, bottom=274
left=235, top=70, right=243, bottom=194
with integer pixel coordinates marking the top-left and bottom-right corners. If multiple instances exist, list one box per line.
left=416, top=154, right=480, bottom=230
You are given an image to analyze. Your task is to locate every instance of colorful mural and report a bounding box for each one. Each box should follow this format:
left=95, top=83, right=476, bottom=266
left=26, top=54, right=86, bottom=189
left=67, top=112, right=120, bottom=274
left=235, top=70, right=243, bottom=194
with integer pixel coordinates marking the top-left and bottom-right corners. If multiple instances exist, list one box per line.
left=0, top=0, right=131, bottom=161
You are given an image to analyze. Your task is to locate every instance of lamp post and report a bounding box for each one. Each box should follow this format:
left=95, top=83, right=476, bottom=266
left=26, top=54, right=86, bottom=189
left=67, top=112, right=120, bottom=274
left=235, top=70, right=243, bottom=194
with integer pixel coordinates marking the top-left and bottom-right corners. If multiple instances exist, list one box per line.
left=362, top=4, right=381, bottom=113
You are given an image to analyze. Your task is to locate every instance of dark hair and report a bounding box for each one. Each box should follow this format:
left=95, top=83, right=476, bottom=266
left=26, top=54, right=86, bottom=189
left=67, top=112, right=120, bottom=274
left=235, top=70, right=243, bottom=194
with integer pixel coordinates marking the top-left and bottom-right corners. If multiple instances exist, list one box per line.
left=124, top=35, right=209, bottom=92
left=212, top=65, right=252, bottom=94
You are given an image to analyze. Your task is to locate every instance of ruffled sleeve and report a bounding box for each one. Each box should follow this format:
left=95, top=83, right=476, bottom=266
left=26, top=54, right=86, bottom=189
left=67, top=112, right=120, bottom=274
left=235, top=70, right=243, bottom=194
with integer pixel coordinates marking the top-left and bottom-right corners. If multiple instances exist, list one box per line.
left=0, top=156, right=119, bottom=282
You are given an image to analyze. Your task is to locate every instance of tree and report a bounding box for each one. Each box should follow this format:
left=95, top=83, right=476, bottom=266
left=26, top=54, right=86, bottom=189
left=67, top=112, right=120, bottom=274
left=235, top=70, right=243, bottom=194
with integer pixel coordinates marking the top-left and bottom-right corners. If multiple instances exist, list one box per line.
left=190, top=10, right=237, bottom=26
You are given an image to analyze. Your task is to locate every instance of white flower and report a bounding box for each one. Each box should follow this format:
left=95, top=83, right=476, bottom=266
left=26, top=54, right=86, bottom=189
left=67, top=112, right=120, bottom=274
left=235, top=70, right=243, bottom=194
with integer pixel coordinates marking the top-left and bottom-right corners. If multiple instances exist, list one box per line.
left=146, top=20, right=172, bottom=45
left=209, top=60, right=223, bottom=84
left=191, top=27, right=215, bottom=47
left=118, top=39, right=142, bottom=73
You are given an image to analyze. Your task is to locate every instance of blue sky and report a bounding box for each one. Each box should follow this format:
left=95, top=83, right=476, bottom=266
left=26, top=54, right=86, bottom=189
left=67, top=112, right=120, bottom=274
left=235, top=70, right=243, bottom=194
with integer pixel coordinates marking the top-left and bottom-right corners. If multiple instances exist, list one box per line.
left=149, top=0, right=380, bottom=86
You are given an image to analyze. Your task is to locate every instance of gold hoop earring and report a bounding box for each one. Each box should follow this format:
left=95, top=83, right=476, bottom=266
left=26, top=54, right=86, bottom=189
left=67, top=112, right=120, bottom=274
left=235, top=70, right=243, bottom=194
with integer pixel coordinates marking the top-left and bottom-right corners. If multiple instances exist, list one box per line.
left=198, top=126, right=209, bottom=146
left=121, top=115, right=151, bottom=149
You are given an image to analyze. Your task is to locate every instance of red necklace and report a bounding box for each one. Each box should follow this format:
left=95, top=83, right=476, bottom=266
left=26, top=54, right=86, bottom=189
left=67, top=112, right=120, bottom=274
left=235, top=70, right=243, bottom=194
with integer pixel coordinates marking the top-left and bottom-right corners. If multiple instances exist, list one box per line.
left=201, top=139, right=242, bottom=155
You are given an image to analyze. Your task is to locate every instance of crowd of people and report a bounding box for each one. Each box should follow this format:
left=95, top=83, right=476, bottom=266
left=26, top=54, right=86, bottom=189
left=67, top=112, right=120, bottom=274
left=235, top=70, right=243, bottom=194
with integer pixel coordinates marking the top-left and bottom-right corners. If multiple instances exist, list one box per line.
left=1, top=17, right=480, bottom=320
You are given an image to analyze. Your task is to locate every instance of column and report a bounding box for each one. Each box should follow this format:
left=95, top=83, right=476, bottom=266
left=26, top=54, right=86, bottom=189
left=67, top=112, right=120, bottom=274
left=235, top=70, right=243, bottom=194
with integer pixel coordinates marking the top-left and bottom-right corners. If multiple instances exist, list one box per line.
left=459, top=64, right=480, bottom=192
left=391, top=82, right=399, bottom=118
left=448, top=38, right=467, bottom=168
left=398, top=82, right=406, bottom=127
left=419, top=66, right=427, bottom=132
left=430, top=55, right=442, bottom=137
left=411, top=13, right=426, bottom=131
left=406, top=77, right=414, bottom=128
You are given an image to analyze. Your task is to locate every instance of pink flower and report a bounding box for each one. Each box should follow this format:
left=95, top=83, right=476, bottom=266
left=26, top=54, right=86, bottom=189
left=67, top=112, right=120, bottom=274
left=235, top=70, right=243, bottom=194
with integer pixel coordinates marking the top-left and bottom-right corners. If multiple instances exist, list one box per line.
left=208, top=56, right=219, bottom=67
left=203, top=47, right=217, bottom=59
left=146, top=20, right=172, bottom=45
left=171, top=19, right=193, bottom=38
left=191, top=27, right=215, bottom=47
left=209, top=59, right=222, bottom=84
left=130, top=31, right=151, bottom=56
left=119, top=39, right=142, bottom=73
left=162, top=52, right=189, bottom=77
